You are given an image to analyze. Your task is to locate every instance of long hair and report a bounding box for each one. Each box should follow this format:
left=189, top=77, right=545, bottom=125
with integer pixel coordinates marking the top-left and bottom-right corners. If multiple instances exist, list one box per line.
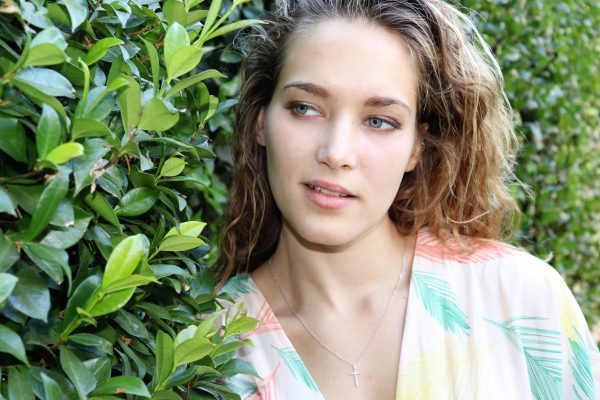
left=216, top=0, right=520, bottom=283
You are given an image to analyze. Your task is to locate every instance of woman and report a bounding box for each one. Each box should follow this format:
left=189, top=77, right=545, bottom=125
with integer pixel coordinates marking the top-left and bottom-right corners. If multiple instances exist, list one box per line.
left=217, top=0, right=600, bottom=398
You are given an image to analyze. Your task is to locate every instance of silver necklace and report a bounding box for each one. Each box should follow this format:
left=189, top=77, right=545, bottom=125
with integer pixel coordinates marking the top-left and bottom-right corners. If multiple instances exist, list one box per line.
left=267, top=237, right=406, bottom=388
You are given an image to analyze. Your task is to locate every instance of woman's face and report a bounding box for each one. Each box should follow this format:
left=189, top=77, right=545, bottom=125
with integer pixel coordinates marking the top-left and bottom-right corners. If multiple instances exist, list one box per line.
left=257, top=18, right=421, bottom=248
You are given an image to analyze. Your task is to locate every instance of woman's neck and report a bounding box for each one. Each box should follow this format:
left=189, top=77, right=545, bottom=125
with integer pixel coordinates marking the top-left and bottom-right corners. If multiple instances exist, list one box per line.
left=269, top=217, right=412, bottom=314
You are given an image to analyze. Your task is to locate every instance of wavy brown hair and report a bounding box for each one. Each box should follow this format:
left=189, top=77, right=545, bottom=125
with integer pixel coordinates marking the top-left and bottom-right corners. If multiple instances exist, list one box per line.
left=216, top=0, right=521, bottom=282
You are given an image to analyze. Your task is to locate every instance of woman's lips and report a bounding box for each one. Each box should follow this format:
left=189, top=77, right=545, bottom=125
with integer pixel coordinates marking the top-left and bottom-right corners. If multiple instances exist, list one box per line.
left=303, top=180, right=355, bottom=197
left=302, top=181, right=356, bottom=210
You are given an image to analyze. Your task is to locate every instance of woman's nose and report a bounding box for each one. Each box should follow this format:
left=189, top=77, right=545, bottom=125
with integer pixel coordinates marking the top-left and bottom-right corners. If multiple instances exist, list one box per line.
left=316, top=118, right=358, bottom=170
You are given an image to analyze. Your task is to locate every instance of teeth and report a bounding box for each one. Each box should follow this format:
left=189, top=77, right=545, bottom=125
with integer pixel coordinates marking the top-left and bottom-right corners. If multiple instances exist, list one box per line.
left=308, top=185, right=349, bottom=197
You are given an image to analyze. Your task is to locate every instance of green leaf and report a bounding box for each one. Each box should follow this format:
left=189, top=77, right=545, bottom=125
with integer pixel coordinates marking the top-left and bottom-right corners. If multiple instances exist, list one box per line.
left=118, top=76, right=142, bottom=134
left=0, top=273, right=18, bottom=304
left=23, top=242, right=69, bottom=285
left=104, top=274, right=158, bottom=293
left=68, top=333, right=113, bottom=353
left=142, top=38, right=160, bottom=92
left=12, top=80, right=67, bottom=119
left=173, top=324, right=200, bottom=347
left=160, top=157, right=186, bottom=177
left=90, top=288, right=135, bottom=317
left=49, top=198, right=74, bottom=227
left=26, top=168, right=69, bottom=241
left=164, top=23, right=189, bottom=68
left=14, top=68, right=75, bottom=98
left=224, top=316, right=258, bottom=337
left=0, top=190, right=18, bottom=217
left=212, top=340, right=245, bottom=358
left=90, top=376, right=150, bottom=397
left=0, top=235, right=20, bottom=273
left=155, top=331, right=175, bottom=388
left=73, top=138, right=111, bottom=195
left=31, top=27, right=68, bottom=51
left=8, top=366, right=34, bottom=400
left=167, top=46, right=202, bottom=80
left=85, top=37, right=124, bottom=65
left=206, top=19, right=263, bottom=41
left=164, top=69, right=225, bottom=99
left=40, top=373, right=62, bottom=400
left=153, top=390, right=182, bottom=400
left=0, top=117, right=27, bottom=163
left=102, top=234, right=147, bottom=289
left=114, top=309, right=149, bottom=338
left=43, top=142, right=84, bottom=164
left=84, top=191, right=121, bottom=229
left=138, top=98, right=179, bottom=132
left=8, top=266, right=50, bottom=321
left=63, top=274, right=100, bottom=327
left=138, top=136, right=195, bottom=150
left=8, top=184, right=43, bottom=216
left=158, top=236, right=206, bottom=252
left=200, top=0, right=221, bottom=39
left=164, top=221, right=206, bottom=238
left=0, top=324, right=28, bottom=365
left=114, top=188, right=158, bottom=217
left=60, top=347, right=96, bottom=398
left=58, top=0, right=88, bottom=32
left=25, top=43, right=66, bottom=66
left=71, top=118, right=112, bottom=139
left=36, top=104, right=63, bottom=159
left=200, top=94, right=218, bottom=128
left=185, top=9, right=209, bottom=26
left=219, top=361, right=259, bottom=385
left=173, top=337, right=213, bottom=366
left=163, top=0, right=186, bottom=26
left=41, top=212, right=92, bottom=249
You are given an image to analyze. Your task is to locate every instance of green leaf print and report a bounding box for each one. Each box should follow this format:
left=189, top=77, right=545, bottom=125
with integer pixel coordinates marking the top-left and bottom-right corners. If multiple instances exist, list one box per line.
left=412, top=271, right=471, bottom=335
left=224, top=376, right=258, bottom=397
left=569, top=330, right=596, bottom=400
left=273, top=346, right=320, bottom=392
left=220, top=273, right=253, bottom=300
left=486, top=316, right=562, bottom=400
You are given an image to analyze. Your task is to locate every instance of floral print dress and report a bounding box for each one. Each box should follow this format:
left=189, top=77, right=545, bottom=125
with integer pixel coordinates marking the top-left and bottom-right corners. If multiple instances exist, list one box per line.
left=221, top=229, right=600, bottom=399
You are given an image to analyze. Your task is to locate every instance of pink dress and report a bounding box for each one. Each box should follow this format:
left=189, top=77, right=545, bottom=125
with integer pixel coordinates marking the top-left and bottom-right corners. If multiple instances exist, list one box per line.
left=221, top=229, right=600, bottom=399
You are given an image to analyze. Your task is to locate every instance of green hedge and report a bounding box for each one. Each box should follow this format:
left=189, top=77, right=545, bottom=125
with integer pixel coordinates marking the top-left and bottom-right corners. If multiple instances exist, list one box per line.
left=0, top=0, right=263, bottom=398
left=461, top=0, right=600, bottom=328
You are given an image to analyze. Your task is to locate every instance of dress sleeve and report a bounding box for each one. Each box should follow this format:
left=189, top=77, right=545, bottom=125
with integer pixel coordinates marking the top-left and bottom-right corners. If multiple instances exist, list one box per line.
left=548, top=267, right=600, bottom=399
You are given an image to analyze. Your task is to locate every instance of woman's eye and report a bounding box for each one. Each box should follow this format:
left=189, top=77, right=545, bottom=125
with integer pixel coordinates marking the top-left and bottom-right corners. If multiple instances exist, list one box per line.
left=292, top=103, right=319, bottom=116
left=366, top=117, right=396, bottom=130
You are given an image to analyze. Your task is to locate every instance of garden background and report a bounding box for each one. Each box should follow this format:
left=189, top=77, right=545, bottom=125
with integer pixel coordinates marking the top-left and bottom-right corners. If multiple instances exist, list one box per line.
left=0, top=0, right=598, bottom=398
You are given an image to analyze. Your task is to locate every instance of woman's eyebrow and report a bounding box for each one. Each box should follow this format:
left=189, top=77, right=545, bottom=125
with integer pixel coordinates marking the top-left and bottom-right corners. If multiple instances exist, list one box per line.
left=365, top=97, right=411, bottom=115
left=283, top=81, right=411, bottom=114
left=283, top=81, right=330, bottom=98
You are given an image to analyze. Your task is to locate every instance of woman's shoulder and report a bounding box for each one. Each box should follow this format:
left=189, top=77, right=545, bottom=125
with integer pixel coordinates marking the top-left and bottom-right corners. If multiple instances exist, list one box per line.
left=416, top=228, right=544, bottom=265
left=413, top=227, right=566, bottom=291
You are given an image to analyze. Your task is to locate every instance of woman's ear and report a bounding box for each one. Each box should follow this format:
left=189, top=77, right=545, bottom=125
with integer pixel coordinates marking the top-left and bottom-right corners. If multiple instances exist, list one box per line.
left=256, top=107, right=266, bottom=146
left=406, top=123, right=427, bottom=172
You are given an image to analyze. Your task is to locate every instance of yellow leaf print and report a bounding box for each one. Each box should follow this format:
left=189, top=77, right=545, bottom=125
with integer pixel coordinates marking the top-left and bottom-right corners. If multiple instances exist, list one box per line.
left=396, top=340, right=492, bottom=399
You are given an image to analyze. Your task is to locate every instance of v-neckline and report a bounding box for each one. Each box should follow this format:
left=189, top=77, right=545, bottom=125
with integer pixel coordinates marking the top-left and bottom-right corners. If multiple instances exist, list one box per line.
left=243, top=235, right=420, bottom=399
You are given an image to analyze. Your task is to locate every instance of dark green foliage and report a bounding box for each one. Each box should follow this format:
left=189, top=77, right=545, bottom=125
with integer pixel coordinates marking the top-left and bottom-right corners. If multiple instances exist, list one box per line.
left=461, top=0, right=600, bottom=327
left=0, top=0, right=262, bottom=398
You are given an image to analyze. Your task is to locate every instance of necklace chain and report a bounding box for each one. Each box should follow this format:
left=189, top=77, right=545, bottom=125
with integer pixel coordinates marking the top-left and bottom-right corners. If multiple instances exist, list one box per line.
left=267, top=237, right=407, bottom=387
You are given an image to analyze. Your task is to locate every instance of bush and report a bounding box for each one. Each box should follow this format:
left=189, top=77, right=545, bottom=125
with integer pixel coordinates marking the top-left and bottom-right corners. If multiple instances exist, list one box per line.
left=0, top=0, right=263, bottom=398
left=461, top=0, right=600, bottom=328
